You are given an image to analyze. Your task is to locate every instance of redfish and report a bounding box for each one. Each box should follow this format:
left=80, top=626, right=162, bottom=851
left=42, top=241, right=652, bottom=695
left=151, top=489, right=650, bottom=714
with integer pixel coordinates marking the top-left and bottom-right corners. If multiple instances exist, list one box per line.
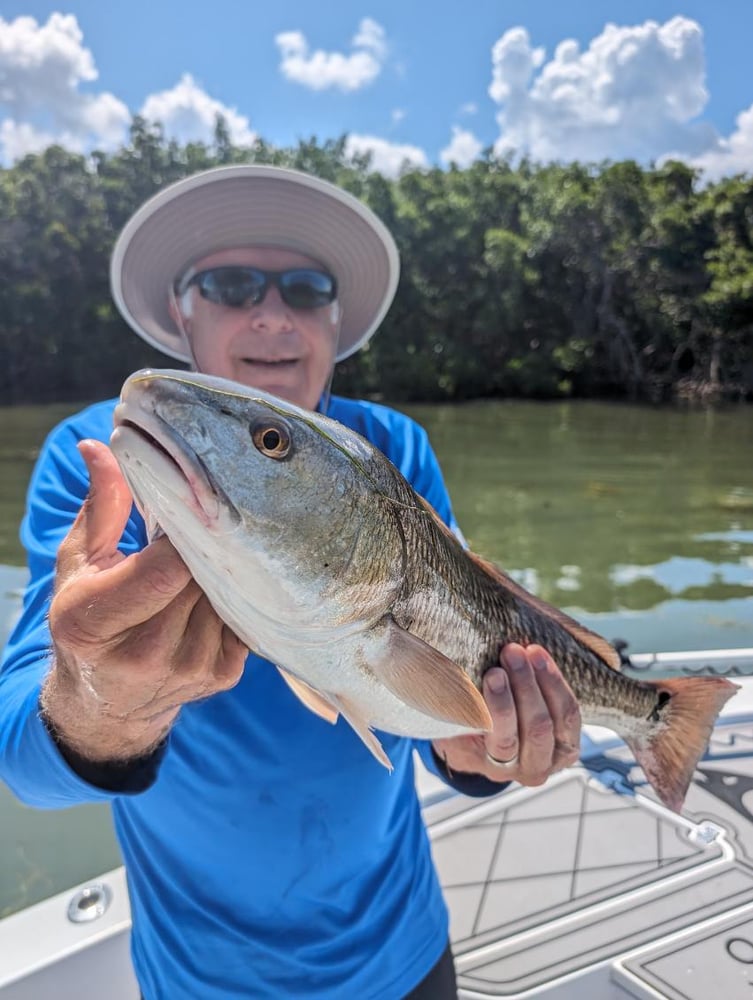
left=111, top=370, right=738, bottom=812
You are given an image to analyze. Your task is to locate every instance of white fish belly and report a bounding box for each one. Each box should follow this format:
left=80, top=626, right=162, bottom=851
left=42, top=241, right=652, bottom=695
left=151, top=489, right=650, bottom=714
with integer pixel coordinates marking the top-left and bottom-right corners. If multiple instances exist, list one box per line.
left=160, top=527, right=480, bottom=742
left=271, top=632, right=481, bottom=741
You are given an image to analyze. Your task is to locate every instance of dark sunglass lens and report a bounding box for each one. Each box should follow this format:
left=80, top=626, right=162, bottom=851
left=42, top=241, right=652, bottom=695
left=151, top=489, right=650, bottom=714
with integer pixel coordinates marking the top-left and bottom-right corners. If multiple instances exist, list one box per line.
left=280, top=270, right=336, bottom=309
left=196, top=268, right=265, bottom=307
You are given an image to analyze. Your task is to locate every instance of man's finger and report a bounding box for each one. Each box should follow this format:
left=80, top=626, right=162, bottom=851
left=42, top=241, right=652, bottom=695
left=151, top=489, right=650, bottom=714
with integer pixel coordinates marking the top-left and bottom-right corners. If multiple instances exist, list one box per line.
left=482, top=666, right=519, bottom=763
left=57, top=441, right=134, bottom=576
left=108, top=575, right=207, bottom=666
left=502, top=643, right=554, bottom=782
left=51, top=537, right=194, bottom=644
left=527, top=645, right=581, bottom=768
left=77, top=440, right=135, bottom=564
left=214, top=629, right=248, bottom=691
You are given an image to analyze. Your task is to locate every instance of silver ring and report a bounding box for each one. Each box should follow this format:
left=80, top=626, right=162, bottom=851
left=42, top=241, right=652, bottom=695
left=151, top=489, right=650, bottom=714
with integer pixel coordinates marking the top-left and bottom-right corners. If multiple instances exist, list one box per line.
left=486, top=751, right=519, bottom=768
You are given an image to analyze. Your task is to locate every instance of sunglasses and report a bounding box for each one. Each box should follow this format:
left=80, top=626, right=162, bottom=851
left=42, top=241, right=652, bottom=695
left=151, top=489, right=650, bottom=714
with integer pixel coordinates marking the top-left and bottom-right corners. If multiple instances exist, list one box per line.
left=180, top=266, right=338, bottom=311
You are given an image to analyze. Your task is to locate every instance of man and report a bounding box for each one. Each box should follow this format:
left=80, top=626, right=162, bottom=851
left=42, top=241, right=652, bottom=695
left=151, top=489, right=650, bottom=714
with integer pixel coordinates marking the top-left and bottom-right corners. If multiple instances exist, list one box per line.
left=0, top=165, right=581, bottom=999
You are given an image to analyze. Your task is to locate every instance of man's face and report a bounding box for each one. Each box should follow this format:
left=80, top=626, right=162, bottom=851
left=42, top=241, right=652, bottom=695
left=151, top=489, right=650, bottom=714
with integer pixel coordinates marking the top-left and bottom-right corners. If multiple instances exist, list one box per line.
left=173, top=247, right=341, bottom=410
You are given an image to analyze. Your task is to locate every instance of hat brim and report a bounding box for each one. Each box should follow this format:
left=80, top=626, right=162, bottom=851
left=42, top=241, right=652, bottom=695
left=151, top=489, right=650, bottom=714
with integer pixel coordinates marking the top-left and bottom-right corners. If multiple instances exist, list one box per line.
left=110, top=165, right=400, bottom=363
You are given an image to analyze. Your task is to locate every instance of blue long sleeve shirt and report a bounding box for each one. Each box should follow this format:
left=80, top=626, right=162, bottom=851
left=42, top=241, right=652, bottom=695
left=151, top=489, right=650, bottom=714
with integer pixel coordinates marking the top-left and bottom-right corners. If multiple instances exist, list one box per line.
left=0, top=393, right=476, bottom=999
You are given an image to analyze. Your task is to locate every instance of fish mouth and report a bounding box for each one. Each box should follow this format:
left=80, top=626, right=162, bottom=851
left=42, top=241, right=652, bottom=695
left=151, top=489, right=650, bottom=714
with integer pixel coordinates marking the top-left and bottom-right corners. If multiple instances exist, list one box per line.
left=111, top=403, right=237, bottom=528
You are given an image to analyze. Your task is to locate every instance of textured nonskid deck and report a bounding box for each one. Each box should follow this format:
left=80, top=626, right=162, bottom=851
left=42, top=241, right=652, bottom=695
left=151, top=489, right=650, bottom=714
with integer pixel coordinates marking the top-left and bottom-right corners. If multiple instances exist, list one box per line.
left=418, top=661, right=753, bottom=998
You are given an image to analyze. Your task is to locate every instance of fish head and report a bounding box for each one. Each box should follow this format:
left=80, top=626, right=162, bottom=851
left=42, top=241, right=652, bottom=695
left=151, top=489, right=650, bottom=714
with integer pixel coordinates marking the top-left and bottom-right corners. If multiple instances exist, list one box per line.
left=110, top=369, right=405, bottom=633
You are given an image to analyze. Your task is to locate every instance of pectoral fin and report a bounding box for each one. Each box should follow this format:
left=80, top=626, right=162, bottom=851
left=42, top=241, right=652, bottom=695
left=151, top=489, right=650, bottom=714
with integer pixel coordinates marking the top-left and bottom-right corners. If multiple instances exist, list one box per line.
left=277, top=667, right=339, bottom=724
left=372, top=618, right=492, bottom=732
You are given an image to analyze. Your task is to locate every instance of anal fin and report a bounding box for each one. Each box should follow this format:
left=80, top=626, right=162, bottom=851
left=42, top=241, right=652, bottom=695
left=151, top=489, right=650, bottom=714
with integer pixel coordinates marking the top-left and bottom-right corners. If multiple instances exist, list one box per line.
left=332, top=694, right=394, bottom=771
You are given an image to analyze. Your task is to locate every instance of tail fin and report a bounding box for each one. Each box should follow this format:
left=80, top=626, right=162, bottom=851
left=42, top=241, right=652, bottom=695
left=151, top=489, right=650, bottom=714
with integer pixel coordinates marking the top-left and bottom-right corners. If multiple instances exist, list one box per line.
left=624, top=676, right=738, bottom=813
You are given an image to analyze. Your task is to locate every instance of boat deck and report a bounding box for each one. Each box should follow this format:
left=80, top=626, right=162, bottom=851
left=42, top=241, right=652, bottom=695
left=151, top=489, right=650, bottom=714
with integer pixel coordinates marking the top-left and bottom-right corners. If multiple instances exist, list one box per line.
left=2, top=648, right=753, bottom=998
left=418, top=649, right=753, bottom=997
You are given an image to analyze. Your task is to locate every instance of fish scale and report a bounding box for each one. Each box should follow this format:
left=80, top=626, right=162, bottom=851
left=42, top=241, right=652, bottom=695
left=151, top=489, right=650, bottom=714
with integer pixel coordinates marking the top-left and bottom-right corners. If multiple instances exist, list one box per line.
left=399, top=499, right=668, bottom=726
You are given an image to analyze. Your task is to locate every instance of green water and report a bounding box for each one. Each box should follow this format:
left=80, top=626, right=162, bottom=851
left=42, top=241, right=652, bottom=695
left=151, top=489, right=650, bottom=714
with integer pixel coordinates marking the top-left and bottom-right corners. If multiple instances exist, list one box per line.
left=0, top=398, right=752, bottom=918
left=405, top=399, right=753, bottom=652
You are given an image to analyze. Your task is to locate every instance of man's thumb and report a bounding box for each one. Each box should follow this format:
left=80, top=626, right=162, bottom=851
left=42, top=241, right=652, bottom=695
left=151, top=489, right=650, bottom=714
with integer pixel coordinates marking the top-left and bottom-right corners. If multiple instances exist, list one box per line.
left=73, top=440, right=134, bottom=565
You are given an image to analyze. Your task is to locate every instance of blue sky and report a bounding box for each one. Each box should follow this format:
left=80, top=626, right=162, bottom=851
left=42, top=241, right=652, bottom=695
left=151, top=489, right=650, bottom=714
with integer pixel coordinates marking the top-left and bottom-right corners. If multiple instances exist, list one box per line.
left=1, top=2, right=752, bottom=178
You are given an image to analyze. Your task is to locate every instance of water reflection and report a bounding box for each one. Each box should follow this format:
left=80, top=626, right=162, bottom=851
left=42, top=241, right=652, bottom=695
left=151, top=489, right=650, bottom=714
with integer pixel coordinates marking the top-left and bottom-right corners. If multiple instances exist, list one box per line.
left=402, top=398, right=753, bottom=650
left=611, top=554, right=753, bottom=589
left=696, top=529, right=753, bottom=544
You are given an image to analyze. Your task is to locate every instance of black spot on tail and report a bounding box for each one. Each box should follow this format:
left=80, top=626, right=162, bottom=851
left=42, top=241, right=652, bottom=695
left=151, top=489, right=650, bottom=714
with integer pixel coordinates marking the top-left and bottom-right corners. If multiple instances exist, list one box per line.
left=648, top=689, right=672, bottom=723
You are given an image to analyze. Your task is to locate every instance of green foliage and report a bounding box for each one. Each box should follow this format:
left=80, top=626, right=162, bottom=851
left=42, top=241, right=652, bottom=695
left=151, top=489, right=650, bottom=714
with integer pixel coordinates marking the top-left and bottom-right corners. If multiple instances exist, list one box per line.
left=1, top=122, right=752, bottom=404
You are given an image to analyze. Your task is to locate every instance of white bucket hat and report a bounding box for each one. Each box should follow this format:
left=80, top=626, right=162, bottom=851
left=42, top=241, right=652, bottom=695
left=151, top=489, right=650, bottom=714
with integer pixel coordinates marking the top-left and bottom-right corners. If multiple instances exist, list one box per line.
left=110, top=164, right=400, bottom=363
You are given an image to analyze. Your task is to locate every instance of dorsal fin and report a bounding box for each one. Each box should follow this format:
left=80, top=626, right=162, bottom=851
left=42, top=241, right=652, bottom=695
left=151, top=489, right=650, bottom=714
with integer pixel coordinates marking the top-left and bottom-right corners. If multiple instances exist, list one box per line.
left=468, top=551, right=622, bottom=671
left=411, top=492, right=621, bottom=671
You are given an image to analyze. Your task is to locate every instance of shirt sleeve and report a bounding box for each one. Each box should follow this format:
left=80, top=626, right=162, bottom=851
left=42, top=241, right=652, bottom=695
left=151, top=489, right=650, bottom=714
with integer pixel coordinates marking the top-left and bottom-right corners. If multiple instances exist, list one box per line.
left=0, top=410, right=156, bottom=807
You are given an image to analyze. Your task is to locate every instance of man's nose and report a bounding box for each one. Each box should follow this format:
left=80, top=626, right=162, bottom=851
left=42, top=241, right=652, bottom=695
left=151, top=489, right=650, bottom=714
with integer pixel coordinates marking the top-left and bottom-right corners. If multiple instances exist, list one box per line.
left=247, top=285, right=293, bottom=330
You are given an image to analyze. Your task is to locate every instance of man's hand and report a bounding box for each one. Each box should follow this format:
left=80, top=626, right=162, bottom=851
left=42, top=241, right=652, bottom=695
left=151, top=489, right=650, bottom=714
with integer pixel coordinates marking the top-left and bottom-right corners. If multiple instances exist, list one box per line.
left=42, top=440, right=248, bottom=763
left=432, top=643, right=581, bottom=785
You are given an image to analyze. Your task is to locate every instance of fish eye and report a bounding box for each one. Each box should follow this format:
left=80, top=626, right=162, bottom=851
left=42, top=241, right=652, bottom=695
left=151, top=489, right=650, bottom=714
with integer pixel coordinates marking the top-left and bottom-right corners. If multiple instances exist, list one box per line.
left=251, top=420, right=292, bottom=459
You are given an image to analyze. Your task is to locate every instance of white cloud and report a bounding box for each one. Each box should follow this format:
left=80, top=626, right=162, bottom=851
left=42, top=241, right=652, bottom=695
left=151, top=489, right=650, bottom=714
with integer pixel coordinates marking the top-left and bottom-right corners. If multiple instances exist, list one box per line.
left=460, top=102, right=479, bottom=116
left=440, top=126, right=483, bottom=167
left=140, top=74, right=256, bottom=146
left=489, top=26, right=545, bottom=105
left=276, top=18, right=387, bottom=92
left=0, top=119, right=57, bottom=160
left=488, top=18, right=722, bottom=166
left=352, top=17, right=387, bottom=60
left=82, top=92, right=132, bottom=145
left=0, top=13, right=129, bottom=162
left=682, top=103, right=753, bottom=180
left=0, top=13, right=96, bottom=111
left=345, top=133, right=427, bottom=178
left=391, top=108, right=406, bottom=124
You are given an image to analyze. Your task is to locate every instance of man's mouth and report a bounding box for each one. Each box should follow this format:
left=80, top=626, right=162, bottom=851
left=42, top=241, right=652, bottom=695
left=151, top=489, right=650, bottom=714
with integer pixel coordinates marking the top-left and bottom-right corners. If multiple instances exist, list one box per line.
left=241, top=358, right=298, bottom=367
